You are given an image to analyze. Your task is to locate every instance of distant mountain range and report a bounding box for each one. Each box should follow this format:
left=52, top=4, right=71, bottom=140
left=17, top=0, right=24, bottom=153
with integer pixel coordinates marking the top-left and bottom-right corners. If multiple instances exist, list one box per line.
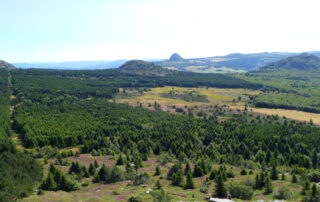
left=155, top=51, right=320, bottom=73
left=10, top=51, right=320, bottom=71
left=13, top=60, right=127, bottom=70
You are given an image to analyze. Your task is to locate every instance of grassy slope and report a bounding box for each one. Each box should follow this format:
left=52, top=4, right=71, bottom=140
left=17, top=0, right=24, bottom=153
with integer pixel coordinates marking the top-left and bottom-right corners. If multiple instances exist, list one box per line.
left=20, top=153, right=306, bottom=202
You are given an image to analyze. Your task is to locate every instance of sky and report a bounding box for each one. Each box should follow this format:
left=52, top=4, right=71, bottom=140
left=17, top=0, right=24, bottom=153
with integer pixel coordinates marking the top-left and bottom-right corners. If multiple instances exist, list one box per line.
left=1, top=0, right=320, bottom=62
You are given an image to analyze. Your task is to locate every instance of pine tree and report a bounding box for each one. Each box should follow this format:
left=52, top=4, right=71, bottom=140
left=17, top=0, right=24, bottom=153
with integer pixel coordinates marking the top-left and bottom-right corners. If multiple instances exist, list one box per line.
left=193, top=164, right=204, bottom=177
left=264, top=176, right=273, bottom=194
left=172, top=169, right=183, bottom=186
left=69, top=162, right=83, bottom=177
left=260, top=172, right=266, bottom=188
left=271, top=165, right=278, bottom=180
left=209, top=170, right=217, bottom=180
left=255, top=174, right=261, bottom=189
left=82, top=166, right=90, bottom=177
left=312, top=184, right=318, bottom=197
left=107, top=166, right=124, bottom=183
left=116, top=154, right=125, bottom=165
left=199, top=159, right=210, bottom=175
left=59, top=175, right=79, bottom=191
left=214, top=175, right=227, bottom=198
left=154, top=165, right=161, bottom=176
left=301, top=181, right=310, bottom=195
left=312, top=150, right=318, bottom=169
left=291, top=174, right=298, bottom=183
left=94, top=159, right=99, bottom=168
left=184, top=171, right=195, bottom=189
left=240, top=168, right=247, bottom=175
left=281, top=173, right=286, bottom=181
left=89, top=163, right=96, bottom=176
left=41, top=173, right=57, bottom=191
left=184, top=162, right=191, bottom=176
left=153, top=144, right=162, bottom=155
left=155, top=179, right=162, bottom=190
left=167, top=163, right=182, bottom=180
left=52, top=167, right=64, bottom=187
left=133, top=156, right=143, bottom=172
left=98, top=164, right=109, bottom=182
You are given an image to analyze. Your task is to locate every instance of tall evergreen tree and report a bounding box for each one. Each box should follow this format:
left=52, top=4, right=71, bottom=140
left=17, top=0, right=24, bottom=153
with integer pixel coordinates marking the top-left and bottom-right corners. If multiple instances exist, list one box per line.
left=94, top=159, right=99, bottom=168
left=184, top=171, right=195, bottom=189
left=312, top=184, right=318, bottom=198
left=214, top=175, right=227, bottom=198
left=116, top=154, right=125, bottom=165
left=184, top=162, right=191, bottom=176
left=312, top=150, right=318, bottom=169
left=97, top=164, right=109, bottom=182
left=154, top=165, right=161, bottom=176
left=264, top=176, right=273, bottom=194
left=193, top=164, right=204, bottom=177
left=255, top=174, right=261, bottom=189
left=271, top=165, right=278, bottom=180
left=107, top=166, right=124, bottom=183
left=301, top=181, right=310, bottom=195
left=89, top=163, right=96, bottom=176
left=292, top=174, right=298, bottom=183
left=155, top=179, right=162, bottom=190
left=172, top=169, right=184, bottom=186
left=41, top=173, right=57, bottom=191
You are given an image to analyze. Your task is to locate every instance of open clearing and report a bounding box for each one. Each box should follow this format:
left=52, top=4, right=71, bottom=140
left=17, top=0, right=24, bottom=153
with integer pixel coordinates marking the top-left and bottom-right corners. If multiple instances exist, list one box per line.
left=114, top=86, right=320, bottom=125
left=115, top=86, right=259, bottom=107
left=231, top=106, right=320, bottom=125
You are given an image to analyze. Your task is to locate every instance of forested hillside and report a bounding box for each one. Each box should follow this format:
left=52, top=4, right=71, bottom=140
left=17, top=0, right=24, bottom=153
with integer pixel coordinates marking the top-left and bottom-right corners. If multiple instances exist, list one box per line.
left=12, top=67, right=261, bottom=89
left=240, top=54, right=320, bottom=113
left=0, top=69, right=42, bottom=202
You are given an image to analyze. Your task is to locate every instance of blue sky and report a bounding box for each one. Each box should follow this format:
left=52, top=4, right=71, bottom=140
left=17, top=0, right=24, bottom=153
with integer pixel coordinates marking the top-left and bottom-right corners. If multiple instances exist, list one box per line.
left=1, top=0, right=320, bottom=62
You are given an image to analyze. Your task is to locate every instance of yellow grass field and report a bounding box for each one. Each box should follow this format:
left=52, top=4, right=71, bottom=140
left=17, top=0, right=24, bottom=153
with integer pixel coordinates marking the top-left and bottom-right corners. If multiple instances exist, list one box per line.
left=115, top=86, right=320, bottom=125
left=231, top=106, right=320, bottom=125
left=115, top=86, right=259, bottom=107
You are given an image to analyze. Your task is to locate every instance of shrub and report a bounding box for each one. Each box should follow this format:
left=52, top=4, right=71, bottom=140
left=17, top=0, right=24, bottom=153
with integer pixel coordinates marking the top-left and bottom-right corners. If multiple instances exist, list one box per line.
left=308, top=171, right=320, bottom=182
left=226, top=169, right=235, bottom=178
left=274, top=187, right=293, bottom=200
left=227, top=182, right=253, bottom=200
left=128, top=196, right=143, bottom=202
left=133, top=173, right=149, bottom=186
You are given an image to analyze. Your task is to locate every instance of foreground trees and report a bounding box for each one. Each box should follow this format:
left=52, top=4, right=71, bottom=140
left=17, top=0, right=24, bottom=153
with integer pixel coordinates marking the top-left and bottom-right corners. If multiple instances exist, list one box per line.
left=0, top=69, right=42, bottom=201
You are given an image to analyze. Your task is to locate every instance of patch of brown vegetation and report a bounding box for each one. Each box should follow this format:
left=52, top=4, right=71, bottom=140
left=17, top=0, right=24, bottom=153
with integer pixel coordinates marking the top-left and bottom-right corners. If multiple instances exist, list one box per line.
left=68, top=154, right=116, bottom=167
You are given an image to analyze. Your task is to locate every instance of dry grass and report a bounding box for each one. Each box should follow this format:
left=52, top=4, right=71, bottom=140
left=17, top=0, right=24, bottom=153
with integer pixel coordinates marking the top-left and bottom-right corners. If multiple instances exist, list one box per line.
left=115, top=86, right=259, bottom=107
left=231, top=106, right=320, bottom=125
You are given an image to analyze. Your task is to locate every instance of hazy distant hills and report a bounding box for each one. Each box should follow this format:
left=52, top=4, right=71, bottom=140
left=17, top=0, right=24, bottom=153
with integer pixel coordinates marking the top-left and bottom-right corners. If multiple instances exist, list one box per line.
left=13, top=60, right=127, bottom=70
left=10, top=51, right=320, bottom=72
left=155, top=51, right=320, bottom=73
left=261, top=53, right=320, bottom=71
